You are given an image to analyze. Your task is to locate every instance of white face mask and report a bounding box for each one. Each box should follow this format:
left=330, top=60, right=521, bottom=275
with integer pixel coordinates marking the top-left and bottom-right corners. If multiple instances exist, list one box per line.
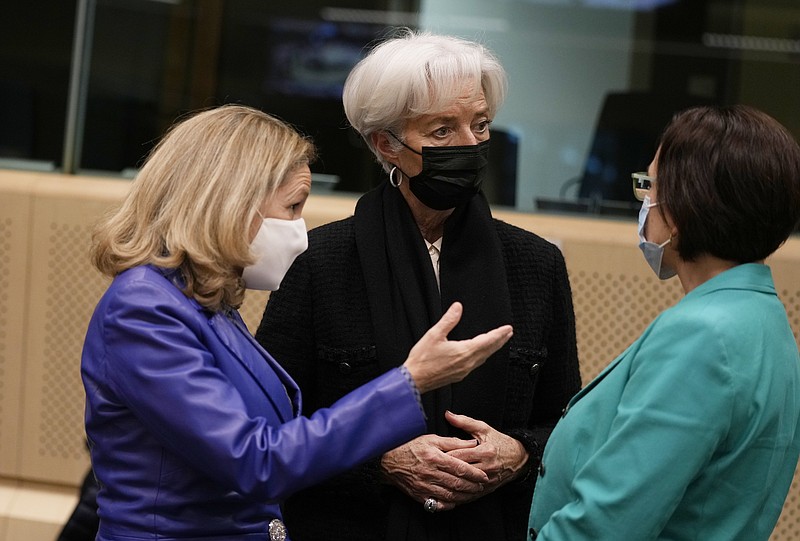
left=637, top=196, right=676, bottom=280
left=242, top=216, right=308, bottom=291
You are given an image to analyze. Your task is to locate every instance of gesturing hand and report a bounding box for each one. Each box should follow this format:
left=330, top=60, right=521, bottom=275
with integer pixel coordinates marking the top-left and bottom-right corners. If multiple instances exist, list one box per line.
left=403, top=302, right=513, bottom=394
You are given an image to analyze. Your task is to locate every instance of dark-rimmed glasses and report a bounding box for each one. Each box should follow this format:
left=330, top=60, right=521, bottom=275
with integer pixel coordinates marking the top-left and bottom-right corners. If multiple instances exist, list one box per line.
left=632, top=172, right=655, bottom=201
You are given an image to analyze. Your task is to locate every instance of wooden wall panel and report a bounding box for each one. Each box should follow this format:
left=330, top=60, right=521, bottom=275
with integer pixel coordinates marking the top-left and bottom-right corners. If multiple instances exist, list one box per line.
left=1, top=170, right=798, bottom=540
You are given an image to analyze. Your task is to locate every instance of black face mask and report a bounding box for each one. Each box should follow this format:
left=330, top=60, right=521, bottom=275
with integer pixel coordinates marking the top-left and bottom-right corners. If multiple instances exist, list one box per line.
left=391, top=135, right=490, bottom=210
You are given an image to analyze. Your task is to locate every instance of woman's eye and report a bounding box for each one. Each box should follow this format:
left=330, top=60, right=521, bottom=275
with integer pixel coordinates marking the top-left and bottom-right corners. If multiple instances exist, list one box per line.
left=475, top=119, right=492, bottom=133
left=432, top=127, right=451, bottom=138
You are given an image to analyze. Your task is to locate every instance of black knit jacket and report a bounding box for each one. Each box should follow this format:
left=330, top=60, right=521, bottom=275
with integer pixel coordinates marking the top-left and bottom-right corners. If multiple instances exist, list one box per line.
left=256, top=216, right=581, bottom=541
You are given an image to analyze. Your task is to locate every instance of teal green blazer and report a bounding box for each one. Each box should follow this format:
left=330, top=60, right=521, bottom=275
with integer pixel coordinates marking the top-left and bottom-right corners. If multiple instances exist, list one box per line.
left=529, top=263, right=800, bottom=541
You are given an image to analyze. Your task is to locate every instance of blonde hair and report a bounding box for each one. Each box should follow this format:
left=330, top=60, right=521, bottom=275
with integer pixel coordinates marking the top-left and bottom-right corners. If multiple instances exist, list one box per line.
left=343, top=29, right=508, bottom=172
left=91, top=105, right=315, bottom=311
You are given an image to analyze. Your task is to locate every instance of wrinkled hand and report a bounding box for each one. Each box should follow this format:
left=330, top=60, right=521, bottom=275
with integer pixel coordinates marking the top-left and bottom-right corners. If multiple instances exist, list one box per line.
left=444, top=411, right=529, bottom=503
left=403, top=302, right=513, bottom=394
left=380, top=434, right=489, bottom=512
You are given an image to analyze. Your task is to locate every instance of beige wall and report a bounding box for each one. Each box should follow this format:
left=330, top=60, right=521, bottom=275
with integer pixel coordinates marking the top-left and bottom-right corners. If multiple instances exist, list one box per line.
left=1, top=169, right=798, bottom=540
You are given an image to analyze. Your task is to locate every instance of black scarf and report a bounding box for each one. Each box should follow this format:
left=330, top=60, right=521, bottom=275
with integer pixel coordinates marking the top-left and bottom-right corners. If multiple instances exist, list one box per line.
left=354, top=182, right=513, bottom=540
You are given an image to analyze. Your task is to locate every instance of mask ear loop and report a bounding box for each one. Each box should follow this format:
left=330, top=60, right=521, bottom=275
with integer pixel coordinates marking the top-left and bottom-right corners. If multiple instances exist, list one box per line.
left=389, top=166, right=403, bottom=188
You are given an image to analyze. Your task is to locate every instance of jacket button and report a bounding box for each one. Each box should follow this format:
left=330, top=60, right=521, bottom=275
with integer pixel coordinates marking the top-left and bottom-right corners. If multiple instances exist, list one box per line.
left=529, top=363, right=540, bottom=378
left=338, top=362, right=352, bottom=374
left=529, top=527, right=538, bottom=539
left=538, top=462, right=546, bottom=477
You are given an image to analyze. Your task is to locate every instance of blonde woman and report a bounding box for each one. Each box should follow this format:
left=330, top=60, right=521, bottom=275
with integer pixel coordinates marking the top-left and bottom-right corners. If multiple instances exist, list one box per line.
left=80, top=105, right=513, bottom=541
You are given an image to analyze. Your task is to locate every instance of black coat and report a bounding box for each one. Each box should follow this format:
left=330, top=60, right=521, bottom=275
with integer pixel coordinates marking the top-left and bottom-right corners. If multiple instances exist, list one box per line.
left=256, top=215, right=581, bottom=541
left=56, top=468, right=99, bottom=541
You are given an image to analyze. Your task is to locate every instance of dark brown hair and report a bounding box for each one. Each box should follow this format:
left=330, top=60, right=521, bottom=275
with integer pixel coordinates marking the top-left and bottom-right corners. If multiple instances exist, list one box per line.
left=656, top=105, right=800, bottom=263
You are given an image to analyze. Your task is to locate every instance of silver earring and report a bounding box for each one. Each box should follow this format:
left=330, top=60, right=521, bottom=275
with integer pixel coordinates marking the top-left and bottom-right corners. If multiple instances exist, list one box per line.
left=389, top=166, right=403, bottom=188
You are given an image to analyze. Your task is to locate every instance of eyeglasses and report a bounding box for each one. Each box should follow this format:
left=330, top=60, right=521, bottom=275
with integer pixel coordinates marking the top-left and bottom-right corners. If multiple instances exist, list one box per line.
left=631, top=172, right=655, bottom=201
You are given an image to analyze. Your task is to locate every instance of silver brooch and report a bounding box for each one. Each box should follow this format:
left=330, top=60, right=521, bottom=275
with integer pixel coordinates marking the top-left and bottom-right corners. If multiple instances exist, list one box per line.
left=269, top=518, right=287, bottom=541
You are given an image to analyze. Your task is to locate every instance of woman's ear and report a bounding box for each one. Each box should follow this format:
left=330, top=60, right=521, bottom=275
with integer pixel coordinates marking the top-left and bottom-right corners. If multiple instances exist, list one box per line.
left=665, top=211, right=679, bottom=240
left=658, top=205, right=677, bottom=237
left=372, top=131, right=398, bottom=162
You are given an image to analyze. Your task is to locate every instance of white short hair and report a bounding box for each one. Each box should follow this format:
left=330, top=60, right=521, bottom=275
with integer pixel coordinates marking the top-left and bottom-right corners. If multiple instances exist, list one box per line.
left=343, top=29, right=508, bottom=171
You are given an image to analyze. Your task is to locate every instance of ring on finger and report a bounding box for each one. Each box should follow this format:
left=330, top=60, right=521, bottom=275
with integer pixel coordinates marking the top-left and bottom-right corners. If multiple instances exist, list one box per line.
left=423, top=497, right=438, bottom=513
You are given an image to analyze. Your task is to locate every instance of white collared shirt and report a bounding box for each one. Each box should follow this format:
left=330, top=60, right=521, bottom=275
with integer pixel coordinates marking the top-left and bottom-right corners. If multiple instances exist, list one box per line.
left=424, top=237, right=442, bottom=290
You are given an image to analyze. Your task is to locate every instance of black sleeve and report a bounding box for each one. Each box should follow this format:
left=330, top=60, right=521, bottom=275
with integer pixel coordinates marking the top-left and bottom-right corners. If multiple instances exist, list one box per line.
left=505, top=237, right=581, bottom=491
left=527, top=244, right=581, bottom=441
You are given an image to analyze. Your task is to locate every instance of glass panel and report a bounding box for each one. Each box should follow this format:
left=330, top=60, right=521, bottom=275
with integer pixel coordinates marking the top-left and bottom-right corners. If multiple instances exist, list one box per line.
left=216, top=1, right=400, bottom=195
left=82, top=0, right=177, bottom=174
left=422, top=0, right=799, bottom=215
left=79, top=0, right=405, bottom=190
left=3, top=0, right=798, bottom=224
left=0, top=2, right=76, bottom=170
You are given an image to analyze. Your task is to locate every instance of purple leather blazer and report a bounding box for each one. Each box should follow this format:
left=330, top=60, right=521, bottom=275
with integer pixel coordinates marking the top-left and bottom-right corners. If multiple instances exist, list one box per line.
left=81, top=265, right=426, bottom=541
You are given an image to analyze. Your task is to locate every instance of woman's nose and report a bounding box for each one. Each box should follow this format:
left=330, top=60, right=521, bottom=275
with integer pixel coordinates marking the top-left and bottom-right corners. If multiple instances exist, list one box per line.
left=454, top=127, right=480, bottom=146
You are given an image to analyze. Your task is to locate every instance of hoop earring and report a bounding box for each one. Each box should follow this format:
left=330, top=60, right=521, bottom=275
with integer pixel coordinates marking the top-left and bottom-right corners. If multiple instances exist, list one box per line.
left=389, top=166, right=403, bottom=188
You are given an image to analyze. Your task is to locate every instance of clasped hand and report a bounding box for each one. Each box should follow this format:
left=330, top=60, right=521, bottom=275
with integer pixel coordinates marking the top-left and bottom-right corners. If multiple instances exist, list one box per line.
left=380, top=411, right=529, bottom=512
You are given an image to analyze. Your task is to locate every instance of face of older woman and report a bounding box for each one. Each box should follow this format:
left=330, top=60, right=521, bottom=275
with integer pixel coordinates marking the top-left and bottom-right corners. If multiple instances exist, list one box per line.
left=377, top=87, right=492, bottom=236
left=394, top=89, right=491, bottom=180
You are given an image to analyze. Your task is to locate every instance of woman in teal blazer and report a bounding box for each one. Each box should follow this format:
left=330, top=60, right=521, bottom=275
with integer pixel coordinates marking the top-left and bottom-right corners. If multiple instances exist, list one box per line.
left=528, top=105, right=800, bottom=540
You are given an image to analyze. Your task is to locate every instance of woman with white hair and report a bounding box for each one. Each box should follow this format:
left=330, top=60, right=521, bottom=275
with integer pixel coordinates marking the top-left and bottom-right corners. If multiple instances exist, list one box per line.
left=257, top=30, right=581, bottom=541
left=80, top=104, right=513, bottom=541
